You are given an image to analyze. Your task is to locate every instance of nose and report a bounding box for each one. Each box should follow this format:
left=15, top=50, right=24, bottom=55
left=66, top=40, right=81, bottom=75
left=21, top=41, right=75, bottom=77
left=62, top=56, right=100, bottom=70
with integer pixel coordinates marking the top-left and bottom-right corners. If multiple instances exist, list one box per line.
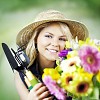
left=51, top=38, right=59, bottom=47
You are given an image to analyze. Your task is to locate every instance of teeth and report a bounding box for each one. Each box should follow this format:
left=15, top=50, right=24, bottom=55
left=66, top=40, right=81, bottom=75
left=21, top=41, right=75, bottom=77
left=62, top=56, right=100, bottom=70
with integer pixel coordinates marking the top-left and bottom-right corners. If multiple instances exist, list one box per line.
left=49, top=49, right=57, bottom=53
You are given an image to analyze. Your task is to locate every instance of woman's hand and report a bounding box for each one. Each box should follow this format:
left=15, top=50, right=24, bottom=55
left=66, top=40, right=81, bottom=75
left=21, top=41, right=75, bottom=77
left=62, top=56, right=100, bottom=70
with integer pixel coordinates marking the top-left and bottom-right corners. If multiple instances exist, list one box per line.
left=27, top=83, right=53, bottom=100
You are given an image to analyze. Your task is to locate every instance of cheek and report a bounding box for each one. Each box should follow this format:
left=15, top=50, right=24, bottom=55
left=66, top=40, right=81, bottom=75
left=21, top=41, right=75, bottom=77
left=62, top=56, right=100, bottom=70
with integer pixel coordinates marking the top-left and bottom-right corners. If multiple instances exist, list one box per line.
left=60, top=42, right=66, bottom=50
left=37, top=38, right=48, bottom=49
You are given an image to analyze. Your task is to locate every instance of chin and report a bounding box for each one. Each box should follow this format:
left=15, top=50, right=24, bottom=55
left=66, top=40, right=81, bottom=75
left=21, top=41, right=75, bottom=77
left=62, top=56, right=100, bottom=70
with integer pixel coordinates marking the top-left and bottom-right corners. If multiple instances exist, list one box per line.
left=47, top=57, right=58, bottom=61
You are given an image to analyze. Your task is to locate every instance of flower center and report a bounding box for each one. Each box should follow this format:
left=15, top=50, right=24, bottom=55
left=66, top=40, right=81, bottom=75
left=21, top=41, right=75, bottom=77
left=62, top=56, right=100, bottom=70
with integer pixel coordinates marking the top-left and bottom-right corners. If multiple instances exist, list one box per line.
left=69, top=62, right=75, bottom=66
left=66, top=76, right=73, bottom=84
left=87, top=55, right=95, bottom=65
left=77, top=82, right=89, bottom=93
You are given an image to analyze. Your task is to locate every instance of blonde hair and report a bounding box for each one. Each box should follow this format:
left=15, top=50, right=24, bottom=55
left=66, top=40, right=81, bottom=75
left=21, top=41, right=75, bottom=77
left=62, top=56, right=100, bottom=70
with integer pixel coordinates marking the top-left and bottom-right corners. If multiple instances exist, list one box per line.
left=25, top=22, right=73, bottom=67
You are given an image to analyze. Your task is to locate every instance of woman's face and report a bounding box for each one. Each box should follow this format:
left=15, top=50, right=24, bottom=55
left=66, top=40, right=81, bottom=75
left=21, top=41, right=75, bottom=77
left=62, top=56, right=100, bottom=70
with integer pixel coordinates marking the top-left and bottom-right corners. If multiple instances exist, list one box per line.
left=37, top=23, right=71, bottom=61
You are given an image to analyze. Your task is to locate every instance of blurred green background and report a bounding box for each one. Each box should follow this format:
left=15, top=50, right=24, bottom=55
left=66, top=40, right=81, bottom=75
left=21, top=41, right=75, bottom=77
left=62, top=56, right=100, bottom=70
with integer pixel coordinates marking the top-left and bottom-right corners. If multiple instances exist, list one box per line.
left=0, top=0, right=100, bottom=100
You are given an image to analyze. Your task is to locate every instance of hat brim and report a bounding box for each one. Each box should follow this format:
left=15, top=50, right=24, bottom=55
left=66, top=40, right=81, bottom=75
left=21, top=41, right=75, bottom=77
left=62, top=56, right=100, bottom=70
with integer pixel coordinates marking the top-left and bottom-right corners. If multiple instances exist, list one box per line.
left=16, top=19, right=89, bottom=47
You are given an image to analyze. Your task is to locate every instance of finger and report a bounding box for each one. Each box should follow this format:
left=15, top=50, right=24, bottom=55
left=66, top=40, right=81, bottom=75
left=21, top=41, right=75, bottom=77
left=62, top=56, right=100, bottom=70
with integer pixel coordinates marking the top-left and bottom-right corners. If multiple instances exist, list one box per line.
left=36, top=85, right=48, bottom=95
left=43, top=96, right=54, bottom=100
left=39, top=91, right=51, bottom=99
left=32, top=83, right=44, bottom=91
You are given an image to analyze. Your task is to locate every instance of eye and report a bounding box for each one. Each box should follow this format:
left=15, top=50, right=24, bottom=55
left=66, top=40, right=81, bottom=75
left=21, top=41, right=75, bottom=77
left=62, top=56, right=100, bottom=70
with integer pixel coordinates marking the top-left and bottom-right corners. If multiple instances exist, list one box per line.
left=59, top=38, right=66, bottom=41
left=45, top=35, right=52, bottom=38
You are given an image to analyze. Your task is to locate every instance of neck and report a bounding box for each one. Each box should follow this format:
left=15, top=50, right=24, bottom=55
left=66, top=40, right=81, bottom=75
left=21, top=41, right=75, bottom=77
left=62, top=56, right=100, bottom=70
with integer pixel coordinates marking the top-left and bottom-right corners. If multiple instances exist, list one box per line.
left=37, top=56, right=55, bottom=71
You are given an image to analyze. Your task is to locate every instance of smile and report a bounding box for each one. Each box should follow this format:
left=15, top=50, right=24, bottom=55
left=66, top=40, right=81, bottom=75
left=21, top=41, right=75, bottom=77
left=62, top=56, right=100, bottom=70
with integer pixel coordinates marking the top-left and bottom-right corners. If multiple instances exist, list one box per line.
left=47, top=49, right=58, bottom=53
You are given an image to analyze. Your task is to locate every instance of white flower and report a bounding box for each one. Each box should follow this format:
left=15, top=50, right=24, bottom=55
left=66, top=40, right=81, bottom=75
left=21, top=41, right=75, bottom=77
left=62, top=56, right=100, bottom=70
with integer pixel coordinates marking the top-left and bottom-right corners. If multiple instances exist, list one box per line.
left=93, top=39, right=100, bottom=46
left=60, top=56, right=81, bottom=73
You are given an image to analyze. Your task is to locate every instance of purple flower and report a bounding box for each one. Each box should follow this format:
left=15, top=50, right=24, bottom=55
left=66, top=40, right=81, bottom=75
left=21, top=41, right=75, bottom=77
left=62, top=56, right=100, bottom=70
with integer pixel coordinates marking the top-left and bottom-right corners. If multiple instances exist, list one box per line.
left=59, top=50, right=69, bottom=57
left=43, top=76, right=66, bottom=100
left=78, top=46, right=100, bottom=73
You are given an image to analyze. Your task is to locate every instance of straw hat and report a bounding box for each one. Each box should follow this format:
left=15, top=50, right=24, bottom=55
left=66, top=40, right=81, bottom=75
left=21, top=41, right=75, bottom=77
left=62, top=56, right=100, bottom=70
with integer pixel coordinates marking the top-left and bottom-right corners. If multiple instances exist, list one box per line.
left=16, top=10, right=89, bottom=47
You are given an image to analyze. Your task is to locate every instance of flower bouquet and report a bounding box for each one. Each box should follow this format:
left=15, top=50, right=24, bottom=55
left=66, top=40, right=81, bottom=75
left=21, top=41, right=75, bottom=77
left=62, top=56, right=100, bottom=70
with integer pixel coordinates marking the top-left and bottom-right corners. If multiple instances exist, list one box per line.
left=42, top=38, right=100, bottom=100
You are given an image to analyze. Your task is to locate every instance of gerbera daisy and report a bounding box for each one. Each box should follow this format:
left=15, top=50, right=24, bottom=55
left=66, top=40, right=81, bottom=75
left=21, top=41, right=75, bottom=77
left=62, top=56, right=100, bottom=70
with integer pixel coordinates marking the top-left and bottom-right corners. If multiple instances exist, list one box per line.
left=60, top=72, right=74, bottom=90
left=60, top=56, right=81, bottom=73
left=79, top=45, right=100, bottom=73
left=66, top=72, right=93, bottom=97
left=43, top=76, right=66, bottom=100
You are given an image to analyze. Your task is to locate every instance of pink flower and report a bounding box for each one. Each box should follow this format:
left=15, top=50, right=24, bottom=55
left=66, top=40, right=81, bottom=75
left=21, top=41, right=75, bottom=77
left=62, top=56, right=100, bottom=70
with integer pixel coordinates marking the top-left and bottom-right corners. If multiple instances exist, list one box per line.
left=43, top=76, right=66, bottom=100
left=79, top=46, right=100, bottom=73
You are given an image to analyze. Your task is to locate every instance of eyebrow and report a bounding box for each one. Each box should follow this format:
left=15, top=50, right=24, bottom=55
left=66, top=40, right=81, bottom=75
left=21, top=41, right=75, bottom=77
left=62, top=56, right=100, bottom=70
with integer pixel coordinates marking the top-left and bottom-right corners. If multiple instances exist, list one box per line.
left=60, top=35, right=67, bottom=37
left=46, top=32, right=67, bottom=37
left=45, top=32, right=53, bottom=35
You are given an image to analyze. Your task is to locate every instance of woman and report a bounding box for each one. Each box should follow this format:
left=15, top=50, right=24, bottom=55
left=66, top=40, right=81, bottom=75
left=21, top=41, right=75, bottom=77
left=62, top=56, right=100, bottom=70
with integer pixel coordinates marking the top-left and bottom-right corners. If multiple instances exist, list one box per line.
left=14, top=10, right=89, bottom=100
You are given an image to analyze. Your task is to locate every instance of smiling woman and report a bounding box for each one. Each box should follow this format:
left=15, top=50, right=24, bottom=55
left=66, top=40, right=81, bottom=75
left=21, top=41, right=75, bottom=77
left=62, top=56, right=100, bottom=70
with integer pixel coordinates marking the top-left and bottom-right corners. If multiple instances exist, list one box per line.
left=36, top=23, right=68, bottom=68
left=25, top=22, right=69, bottom=66
left=14, top=9, right=89, bottom=100
left=34, top=23, right=66, bottom=61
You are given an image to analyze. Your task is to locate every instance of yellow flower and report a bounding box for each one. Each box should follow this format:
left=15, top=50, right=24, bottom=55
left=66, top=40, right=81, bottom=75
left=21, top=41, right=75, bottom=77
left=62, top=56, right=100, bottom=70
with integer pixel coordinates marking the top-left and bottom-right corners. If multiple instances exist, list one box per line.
left=79, top=38, right=94, bottom=46
left=65, top=41, right=71, bottom=48
left=67, top=50, right=78, bottom=59
left=60, top=72, right=74, bottom=90
left=96, top=71, right=100, bottom=83
left=55, top=65, right=62, bottom=73
left=56, top=58, right=61, bottom=66
left=77, top=68, right=93, bottom=79
left=65, top=40, right=79, bottom=49
left=42, top=68, right=60, bottom=81
left=79, top=38, right=100, bottom=51
left=66, top=72, right=93, bottom=97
